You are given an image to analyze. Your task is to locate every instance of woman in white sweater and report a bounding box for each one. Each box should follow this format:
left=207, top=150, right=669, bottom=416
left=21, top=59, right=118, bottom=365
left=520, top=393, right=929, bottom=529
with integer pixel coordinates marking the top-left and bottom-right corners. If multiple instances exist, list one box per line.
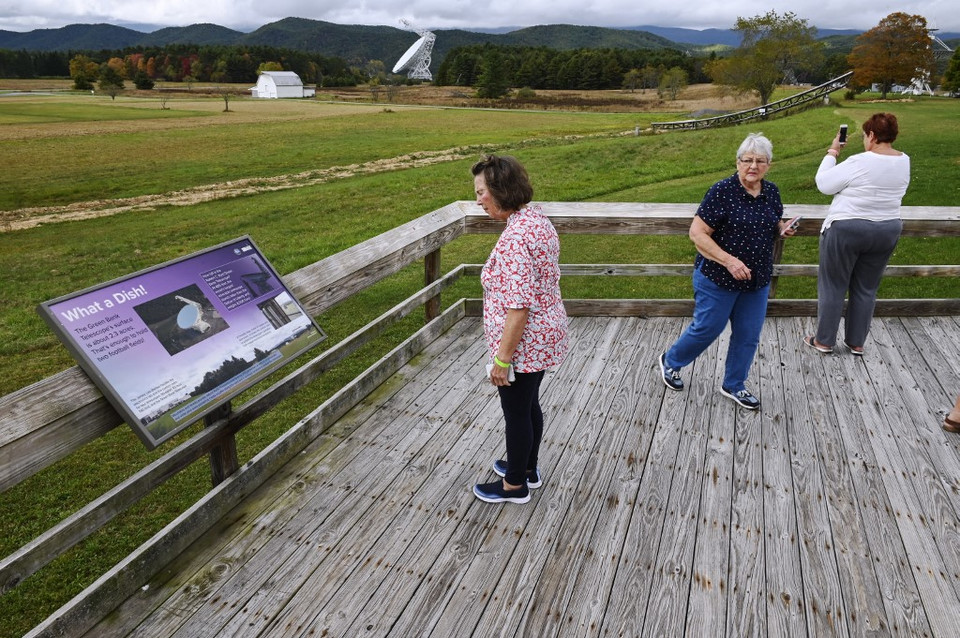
left=804, top=113, right=910, bottom=355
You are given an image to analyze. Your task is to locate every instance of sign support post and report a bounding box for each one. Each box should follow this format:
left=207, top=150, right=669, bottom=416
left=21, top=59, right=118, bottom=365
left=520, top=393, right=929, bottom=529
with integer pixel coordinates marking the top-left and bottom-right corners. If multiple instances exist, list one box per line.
left=204, top=401, right=238, bottom=486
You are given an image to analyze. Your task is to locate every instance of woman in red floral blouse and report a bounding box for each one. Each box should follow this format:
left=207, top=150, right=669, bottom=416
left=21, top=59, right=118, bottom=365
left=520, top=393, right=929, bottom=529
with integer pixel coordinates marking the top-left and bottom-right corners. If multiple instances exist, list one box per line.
left=470, top=154, right=569, bottom=505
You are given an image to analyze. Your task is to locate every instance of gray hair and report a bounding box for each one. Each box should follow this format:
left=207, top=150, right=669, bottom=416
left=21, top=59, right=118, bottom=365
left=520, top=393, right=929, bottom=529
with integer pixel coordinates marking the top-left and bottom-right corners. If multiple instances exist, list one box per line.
left=736, top=133, right=773, bottom=162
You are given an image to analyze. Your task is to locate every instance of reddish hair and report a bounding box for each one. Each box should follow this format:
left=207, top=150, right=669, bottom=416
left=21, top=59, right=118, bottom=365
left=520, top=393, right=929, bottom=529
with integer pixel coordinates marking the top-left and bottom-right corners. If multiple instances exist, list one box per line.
left=862, top=112, right=899, bottom=144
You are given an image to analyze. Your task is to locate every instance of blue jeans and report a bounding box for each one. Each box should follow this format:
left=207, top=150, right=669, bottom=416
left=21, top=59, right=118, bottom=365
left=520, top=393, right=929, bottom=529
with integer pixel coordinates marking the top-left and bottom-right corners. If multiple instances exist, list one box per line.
left=665, top=268, right=769, bottom=392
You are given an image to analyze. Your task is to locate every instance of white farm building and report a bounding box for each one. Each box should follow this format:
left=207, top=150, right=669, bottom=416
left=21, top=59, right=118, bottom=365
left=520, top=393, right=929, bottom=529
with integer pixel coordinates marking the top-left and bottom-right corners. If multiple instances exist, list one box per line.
left=249, top=71, right=316, bottom=99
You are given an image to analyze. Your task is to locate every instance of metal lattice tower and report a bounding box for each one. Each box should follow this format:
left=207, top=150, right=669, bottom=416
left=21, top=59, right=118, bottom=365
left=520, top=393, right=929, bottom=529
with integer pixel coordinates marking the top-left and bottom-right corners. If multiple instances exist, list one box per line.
left=395, top=19, right=436, bottom=81
left=902, top=30, right=954, bottom=96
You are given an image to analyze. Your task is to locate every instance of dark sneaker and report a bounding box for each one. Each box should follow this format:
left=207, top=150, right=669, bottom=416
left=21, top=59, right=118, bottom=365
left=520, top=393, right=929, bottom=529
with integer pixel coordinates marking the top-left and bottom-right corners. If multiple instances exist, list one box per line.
left=658, top=352, right=684, bottom=391
left=473, top=480, right=530, bottom=504
left=720, top=386, right=761, bottom=410
left=492, top=459, right=543, bottom=489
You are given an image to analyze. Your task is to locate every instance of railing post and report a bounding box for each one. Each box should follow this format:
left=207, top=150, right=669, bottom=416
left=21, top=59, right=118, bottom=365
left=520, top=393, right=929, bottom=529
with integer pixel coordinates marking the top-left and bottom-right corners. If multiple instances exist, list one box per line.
left=769, top=237, right=785, bottom=298
left=425, top=248, right=441, bottom=322
left=205, top=402, right=238, bottom=486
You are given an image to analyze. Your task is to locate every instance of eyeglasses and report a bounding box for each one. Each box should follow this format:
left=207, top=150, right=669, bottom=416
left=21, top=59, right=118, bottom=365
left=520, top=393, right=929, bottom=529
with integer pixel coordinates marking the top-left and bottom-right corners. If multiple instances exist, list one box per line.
left=738, top=157, right=769, bottom=166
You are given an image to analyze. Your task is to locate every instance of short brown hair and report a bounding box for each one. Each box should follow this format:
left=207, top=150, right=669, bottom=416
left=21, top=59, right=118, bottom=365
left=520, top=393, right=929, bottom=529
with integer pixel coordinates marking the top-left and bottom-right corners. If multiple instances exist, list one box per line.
left=863, top=112, right=899, bottom=144
left=471, top=154, right=533, bottom=212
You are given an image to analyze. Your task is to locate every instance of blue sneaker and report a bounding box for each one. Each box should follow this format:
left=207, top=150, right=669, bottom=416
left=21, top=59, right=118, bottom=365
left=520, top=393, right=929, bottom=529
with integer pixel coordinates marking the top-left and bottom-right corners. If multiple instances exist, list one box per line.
left=492, top=459, right=543, bottom=489
left=658, top=352, right=684, bottom=391
left=473, top=480, right=530, bottom=504
left=720, top=386, right=761, bottom=410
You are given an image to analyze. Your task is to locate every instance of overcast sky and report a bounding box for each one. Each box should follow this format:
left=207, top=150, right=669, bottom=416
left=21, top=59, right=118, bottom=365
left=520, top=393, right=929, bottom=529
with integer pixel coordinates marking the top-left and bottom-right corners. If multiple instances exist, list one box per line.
left=1, top=1, right=957, bottom=34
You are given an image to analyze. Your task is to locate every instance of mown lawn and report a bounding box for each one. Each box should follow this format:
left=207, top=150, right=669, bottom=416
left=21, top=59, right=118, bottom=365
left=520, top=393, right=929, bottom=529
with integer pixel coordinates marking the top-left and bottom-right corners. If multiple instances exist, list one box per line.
left=0, top=91, right=958, bottom=638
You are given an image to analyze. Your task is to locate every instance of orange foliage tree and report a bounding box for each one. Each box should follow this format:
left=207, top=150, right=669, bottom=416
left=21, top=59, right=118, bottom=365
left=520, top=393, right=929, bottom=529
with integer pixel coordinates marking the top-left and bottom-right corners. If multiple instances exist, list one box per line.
left=848, top=12, right=936, bottom=98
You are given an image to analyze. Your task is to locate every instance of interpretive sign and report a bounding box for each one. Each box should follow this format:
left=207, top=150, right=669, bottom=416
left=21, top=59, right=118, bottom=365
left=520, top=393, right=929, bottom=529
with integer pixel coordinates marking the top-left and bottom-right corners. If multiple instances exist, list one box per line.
left=38, top=236, right=326, bottom=449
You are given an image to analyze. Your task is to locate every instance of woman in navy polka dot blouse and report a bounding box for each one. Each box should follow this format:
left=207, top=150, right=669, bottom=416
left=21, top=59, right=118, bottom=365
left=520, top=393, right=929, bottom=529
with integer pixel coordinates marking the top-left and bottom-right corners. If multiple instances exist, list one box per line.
left=658, top=132, right=797, bottom=410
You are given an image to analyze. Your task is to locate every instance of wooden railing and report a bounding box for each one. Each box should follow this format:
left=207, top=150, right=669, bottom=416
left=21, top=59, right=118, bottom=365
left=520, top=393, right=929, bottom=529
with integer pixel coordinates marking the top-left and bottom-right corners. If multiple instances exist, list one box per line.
left=2, top=201, right=959, bottom=636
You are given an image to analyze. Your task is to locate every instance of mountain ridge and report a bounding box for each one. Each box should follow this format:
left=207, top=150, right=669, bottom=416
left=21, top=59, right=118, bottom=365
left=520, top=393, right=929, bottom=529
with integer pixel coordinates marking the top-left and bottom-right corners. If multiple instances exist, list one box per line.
left=1, top=18, right=956, bottom=65
left=0, top=18, right=686, bottom=71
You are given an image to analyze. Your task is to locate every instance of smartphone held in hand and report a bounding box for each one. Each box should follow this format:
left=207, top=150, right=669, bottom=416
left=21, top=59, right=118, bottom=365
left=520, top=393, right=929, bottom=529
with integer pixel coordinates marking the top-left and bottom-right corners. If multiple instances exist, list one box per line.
left=486, top=363, right=516, bottom=382
left=838, top=124, right=848, bottom=144
left=781, top=215, right=802, bottom=236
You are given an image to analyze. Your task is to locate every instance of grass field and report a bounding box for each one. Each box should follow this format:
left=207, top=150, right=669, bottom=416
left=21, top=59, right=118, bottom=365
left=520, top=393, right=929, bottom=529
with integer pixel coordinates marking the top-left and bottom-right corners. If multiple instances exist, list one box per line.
left=1, top=86, right=959, bottom=637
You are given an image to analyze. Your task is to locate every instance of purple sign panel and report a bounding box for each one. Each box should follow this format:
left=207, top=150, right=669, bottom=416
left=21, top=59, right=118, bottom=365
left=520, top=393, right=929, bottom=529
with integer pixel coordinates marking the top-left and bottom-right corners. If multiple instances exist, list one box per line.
left=38, top=237, right=326, bottom=449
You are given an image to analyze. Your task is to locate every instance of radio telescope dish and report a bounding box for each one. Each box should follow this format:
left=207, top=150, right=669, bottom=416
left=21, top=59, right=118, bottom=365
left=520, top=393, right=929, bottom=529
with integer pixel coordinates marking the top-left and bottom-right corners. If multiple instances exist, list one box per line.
left=393, top=36, right=428, bottom=73
left=393, top=21, right=435, bottom=81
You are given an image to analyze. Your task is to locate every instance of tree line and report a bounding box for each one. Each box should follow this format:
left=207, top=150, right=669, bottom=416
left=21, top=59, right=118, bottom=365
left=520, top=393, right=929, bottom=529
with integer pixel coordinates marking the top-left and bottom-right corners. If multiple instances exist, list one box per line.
left=1, top=11, right=956, bottom=101
left=0, top=44, right=364, bottom=87
left=434, top=44, right=711, bottom=92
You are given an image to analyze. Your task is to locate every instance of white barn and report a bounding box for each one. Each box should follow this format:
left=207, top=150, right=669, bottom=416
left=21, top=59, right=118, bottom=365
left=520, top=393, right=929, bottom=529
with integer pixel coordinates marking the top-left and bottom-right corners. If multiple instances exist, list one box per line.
left=249, top=71, right=316, bottom=99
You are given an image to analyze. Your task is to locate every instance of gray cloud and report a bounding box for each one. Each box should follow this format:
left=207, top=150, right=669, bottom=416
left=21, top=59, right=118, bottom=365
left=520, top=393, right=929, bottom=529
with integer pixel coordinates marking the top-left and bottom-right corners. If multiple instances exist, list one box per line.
left=2, top=0, right=957, bottom=33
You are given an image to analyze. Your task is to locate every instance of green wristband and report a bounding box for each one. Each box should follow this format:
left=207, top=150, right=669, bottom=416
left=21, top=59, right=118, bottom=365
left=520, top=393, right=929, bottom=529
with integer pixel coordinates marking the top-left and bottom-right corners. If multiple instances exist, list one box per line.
left=493, top=355, right=511, bottom=368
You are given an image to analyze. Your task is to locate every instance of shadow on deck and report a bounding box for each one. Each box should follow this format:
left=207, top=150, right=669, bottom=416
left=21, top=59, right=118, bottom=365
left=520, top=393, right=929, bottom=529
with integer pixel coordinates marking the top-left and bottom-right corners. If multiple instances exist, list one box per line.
left=90, top=314, right=960, bottom=637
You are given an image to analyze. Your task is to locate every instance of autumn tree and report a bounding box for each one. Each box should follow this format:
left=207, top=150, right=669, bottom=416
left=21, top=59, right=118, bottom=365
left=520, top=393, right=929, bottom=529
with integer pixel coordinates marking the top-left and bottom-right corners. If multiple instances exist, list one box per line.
left=708, top=10, right=823, bottom=105
left=68, top=54, right=99, bottom=90
left=848, top=13, right=937, bottom=98
left=105, top=57, right=127, bottom=79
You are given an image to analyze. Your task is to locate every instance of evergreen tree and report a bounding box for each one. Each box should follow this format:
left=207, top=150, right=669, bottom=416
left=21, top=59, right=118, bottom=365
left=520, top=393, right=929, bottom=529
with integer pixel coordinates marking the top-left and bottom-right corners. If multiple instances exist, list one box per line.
left=942, top=48, right=960, bottom=94
left=133, top=71, right=154, bottom=90
left=475, top=47, right=510, bottom=99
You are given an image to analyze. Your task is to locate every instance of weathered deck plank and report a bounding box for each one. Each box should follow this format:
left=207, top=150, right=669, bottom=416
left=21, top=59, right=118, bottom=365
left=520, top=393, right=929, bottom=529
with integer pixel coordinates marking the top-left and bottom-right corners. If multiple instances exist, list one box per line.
left=676, top=326, right=731, bottom=638
left=756, top=323, right=806, bottom=637
left=819, top=328, right=912, bottom=637
left=727, top=327, right=767, bottom=638
left=596, top=316, right=693, bottom=638
left=87, top=316, right=960, bottom=638
left=324, top=319, right=605, bottom=638
left=555, top=316, right=684, bottom=638
left=420, top=318, right=616, bottom=638
left=513, top=316, right=650, bottom=638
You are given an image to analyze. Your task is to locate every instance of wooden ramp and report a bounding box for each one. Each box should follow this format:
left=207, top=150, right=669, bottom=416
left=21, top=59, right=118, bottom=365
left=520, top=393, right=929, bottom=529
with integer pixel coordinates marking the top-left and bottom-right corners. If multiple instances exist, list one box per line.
left=88, top=315, right=960, bottom=638
left=650, top=71, right=853, bottom=131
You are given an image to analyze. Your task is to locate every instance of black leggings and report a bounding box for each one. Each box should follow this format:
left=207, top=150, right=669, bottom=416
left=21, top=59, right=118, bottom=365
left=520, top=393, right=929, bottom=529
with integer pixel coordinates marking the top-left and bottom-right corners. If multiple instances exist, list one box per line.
left=497, top=370, right=546, bottom=486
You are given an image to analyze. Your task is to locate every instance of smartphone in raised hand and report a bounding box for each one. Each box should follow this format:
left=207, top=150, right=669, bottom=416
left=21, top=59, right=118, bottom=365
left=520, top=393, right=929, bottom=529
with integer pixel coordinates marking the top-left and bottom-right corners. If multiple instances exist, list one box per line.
left=781, top=215, right=802, bottom=236
left=838, top=124, right=848, bottom=144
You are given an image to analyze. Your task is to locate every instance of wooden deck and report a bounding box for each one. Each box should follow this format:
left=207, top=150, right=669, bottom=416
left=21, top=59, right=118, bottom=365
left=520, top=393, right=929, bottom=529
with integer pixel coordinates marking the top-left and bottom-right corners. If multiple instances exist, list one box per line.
left=88, top=315, right=960, bottom=638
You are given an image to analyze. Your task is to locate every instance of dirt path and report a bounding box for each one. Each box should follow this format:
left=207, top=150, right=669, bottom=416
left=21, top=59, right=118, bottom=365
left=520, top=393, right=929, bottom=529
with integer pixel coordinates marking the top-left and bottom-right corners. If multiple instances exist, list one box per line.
left=1, top=82, right=756, bottom=233
left=1, top=130, right=633, bottom=233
